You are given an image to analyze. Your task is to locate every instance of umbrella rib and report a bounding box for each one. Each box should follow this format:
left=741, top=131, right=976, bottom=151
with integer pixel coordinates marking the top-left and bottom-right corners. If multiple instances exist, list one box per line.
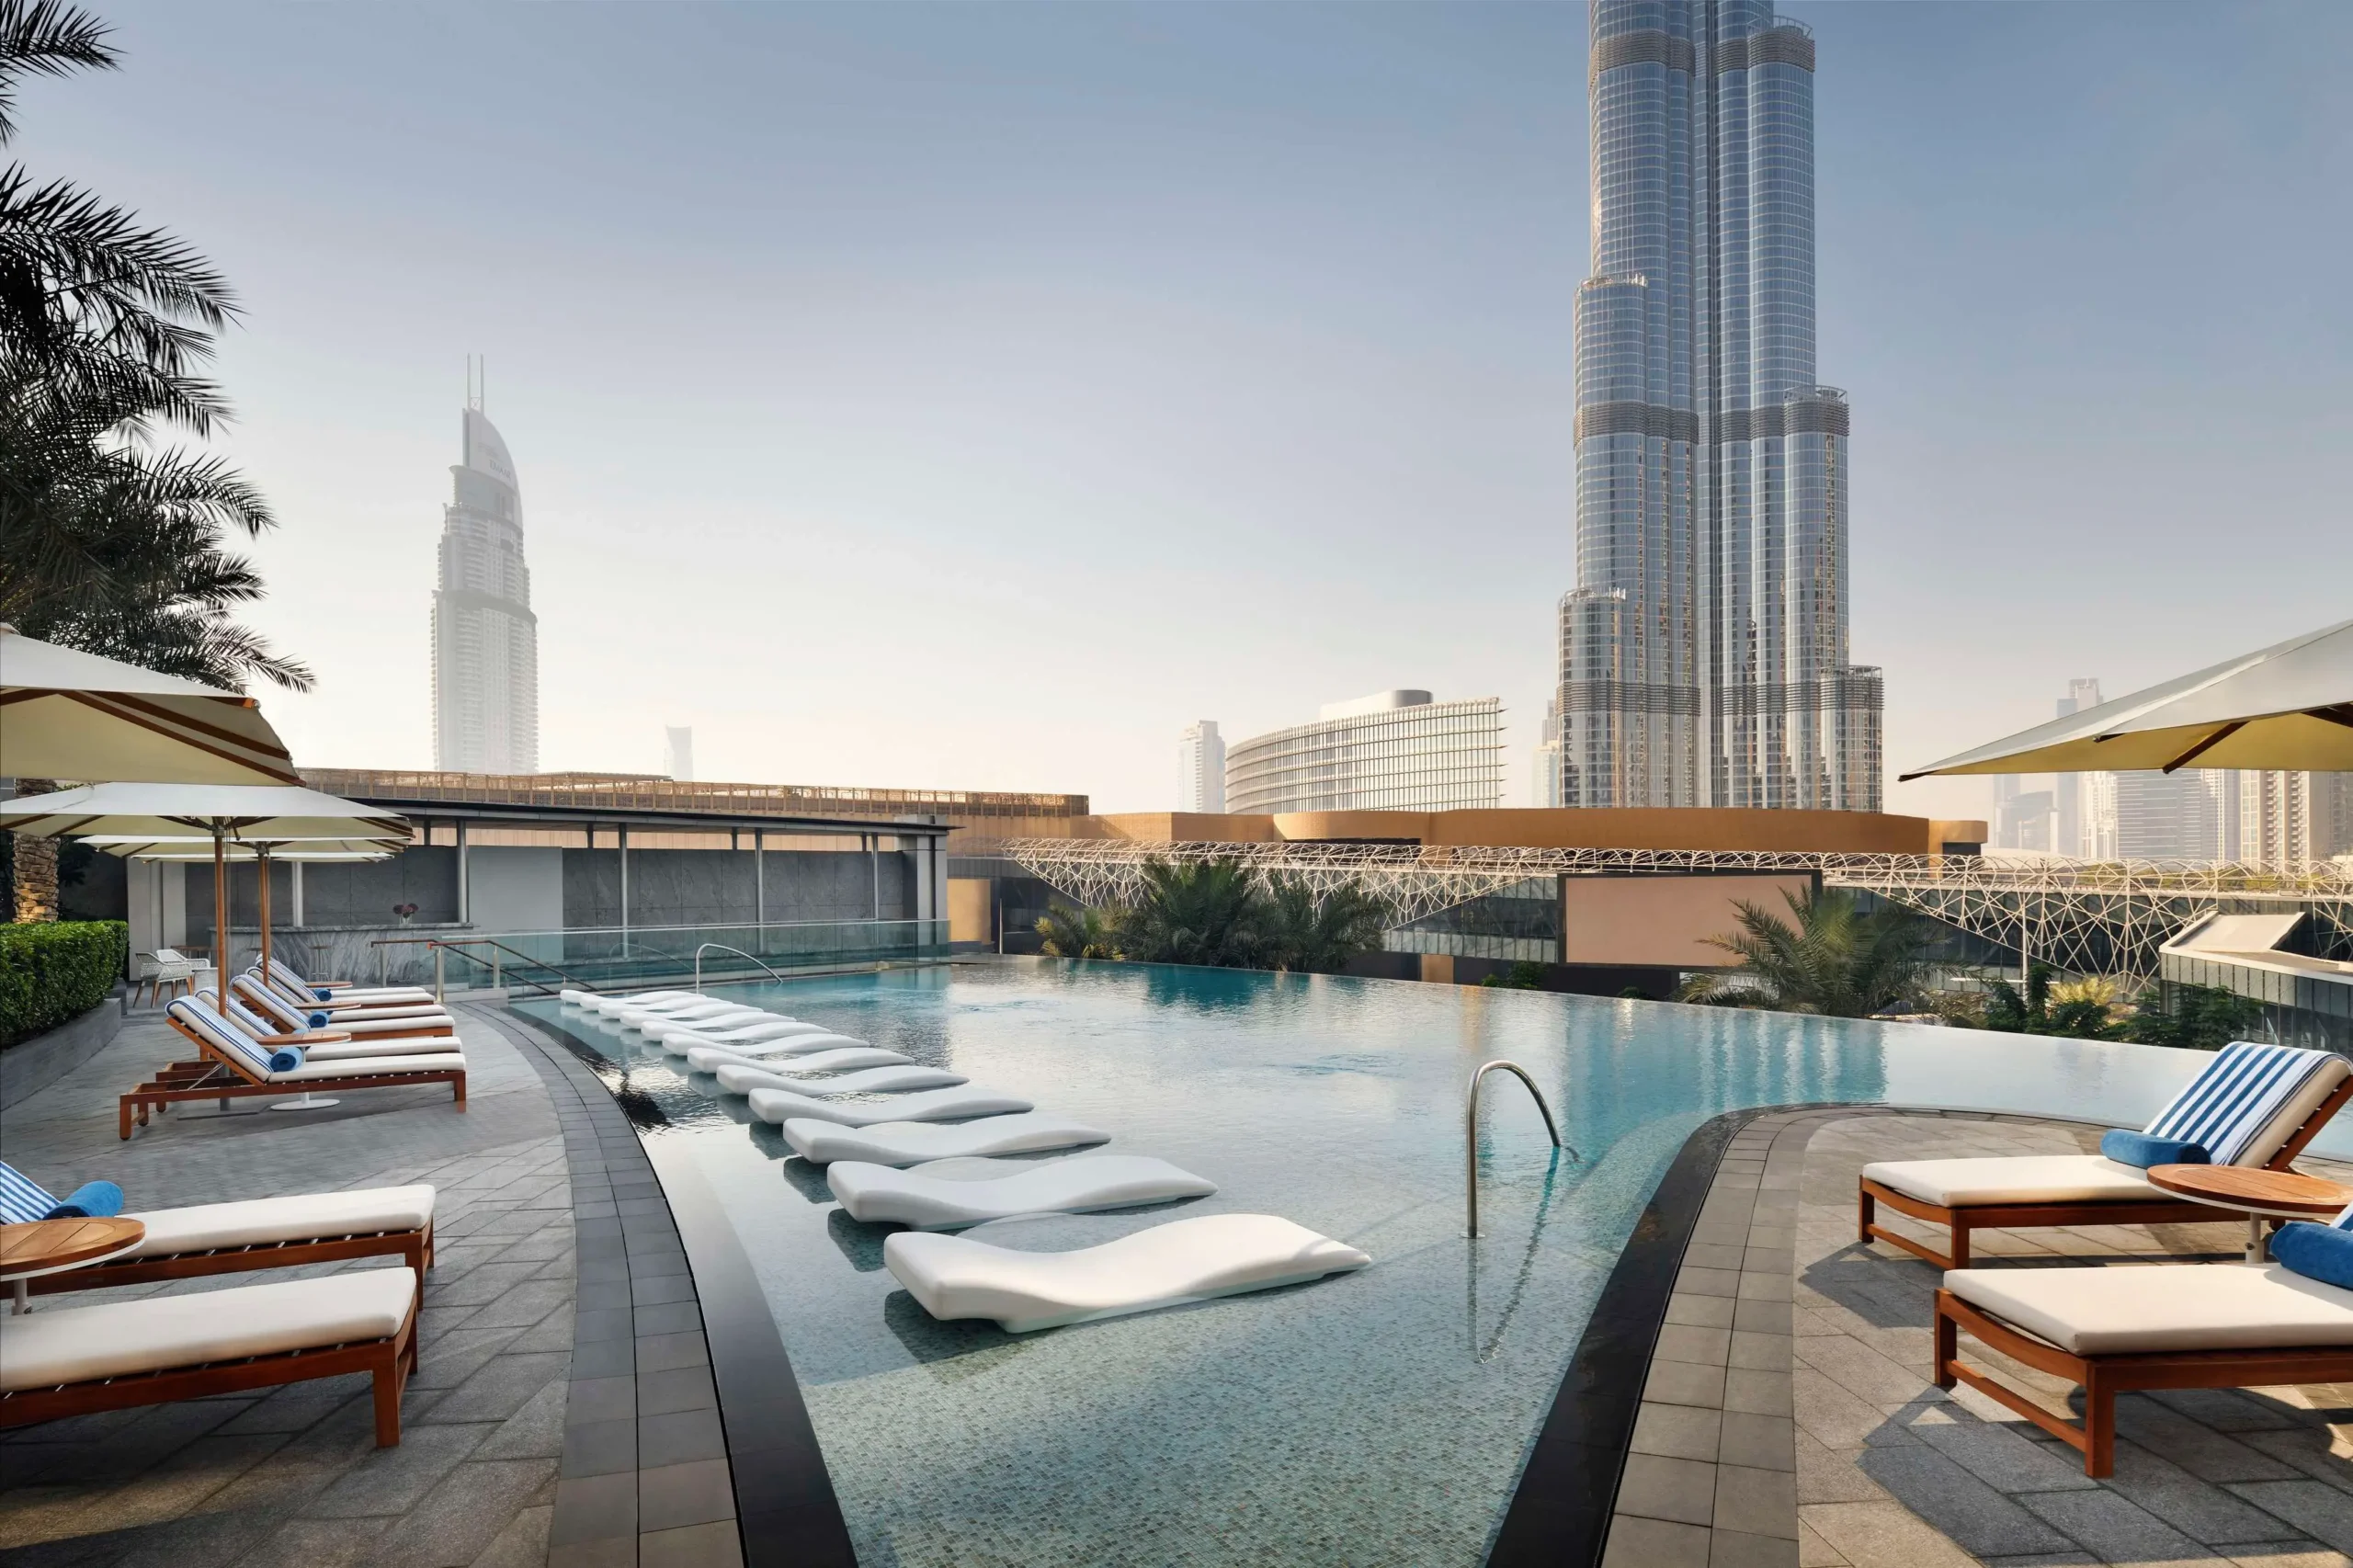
left=2158, top=722, right=2244, bottom=774
left=76, top=690, right=291, bottom=757
left=2312, top=703, right=2353, bottom=731
left=58, top=694, right=302, bottom=783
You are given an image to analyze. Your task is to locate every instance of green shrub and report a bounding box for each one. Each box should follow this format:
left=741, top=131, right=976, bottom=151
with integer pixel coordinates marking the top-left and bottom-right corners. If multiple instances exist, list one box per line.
left=0, top=921, right=128, bottom=1049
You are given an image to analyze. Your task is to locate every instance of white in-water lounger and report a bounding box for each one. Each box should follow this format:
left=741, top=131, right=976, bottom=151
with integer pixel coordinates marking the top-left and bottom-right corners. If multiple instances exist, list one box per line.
left=616, top=1002, right=767, bottom=1031
left=684, top=1045, right=910, bottom=1076
left=885, top=1213, right=1370, bottom=1332
left=829, top=1154, right=1216, bottom=1230
left=780, top=1113, right=1112, bottom=1165
left=668, top=1026, right=870, bottom=1050
left=582, top=992, right=703, bottom=1017
left=650, top=1017, right=835, bottom=1049
left=713, top=1063, right=964, bottom=1097
left=749, top=1085, right=1033, bottom=1126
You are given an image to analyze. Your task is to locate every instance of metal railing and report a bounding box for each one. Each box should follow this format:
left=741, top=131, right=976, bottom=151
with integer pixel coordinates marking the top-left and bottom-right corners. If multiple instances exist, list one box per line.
left=1464, top=1060, right=1575, bottom=1239
left=371, top=936, right=599, bottom=1003
left=694, top=942, right=792, bottom=993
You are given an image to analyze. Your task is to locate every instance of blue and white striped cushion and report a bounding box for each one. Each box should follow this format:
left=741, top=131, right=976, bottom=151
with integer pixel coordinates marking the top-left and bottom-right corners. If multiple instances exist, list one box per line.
left=232, top=977, right=303, bottom=1031
left=2143, top=1041, right=2340, bottom=1167
left=169, top=995, right=275, bottom=1077
left=0, top=1162, right=59, bottom=1224
left=266, top=956, right=328, bottom=1000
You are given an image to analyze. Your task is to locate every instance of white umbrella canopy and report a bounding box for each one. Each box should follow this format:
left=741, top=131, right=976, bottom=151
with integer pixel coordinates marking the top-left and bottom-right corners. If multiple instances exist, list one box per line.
left=1903, top=618, right=2353, bottom=779
left=0, top=783, right=411, bottom=1012
left=0, top=626, right=300, bottom=786
left=0, top=782, right=408, bottom=841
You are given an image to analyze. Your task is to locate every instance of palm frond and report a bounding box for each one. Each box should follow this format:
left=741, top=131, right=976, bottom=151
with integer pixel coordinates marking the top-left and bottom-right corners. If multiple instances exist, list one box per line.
left=0, top=1, right=116, bottom=143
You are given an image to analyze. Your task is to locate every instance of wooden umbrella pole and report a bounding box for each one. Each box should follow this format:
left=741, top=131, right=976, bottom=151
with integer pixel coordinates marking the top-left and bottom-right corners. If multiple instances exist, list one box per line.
left=257, top=843, right=272, bottom=983
left=212, top=831, right=229, bottom=1014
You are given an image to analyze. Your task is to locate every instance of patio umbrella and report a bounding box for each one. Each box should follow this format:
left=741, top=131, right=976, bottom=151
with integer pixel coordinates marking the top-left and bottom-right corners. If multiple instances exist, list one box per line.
left=0, top=784, right=410, bottom=1014
left=1902, top=618, right=2353, bottom=779
left=0, top=626, right=300, bottom=785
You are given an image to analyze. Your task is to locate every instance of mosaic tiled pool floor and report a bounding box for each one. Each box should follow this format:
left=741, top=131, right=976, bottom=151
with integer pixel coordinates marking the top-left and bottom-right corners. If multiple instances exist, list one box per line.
left=517, top=960, right=2300, bottom=1565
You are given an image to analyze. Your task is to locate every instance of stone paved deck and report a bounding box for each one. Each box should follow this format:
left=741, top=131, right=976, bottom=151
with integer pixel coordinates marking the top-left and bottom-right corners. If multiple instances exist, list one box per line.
left=0, top=1006, right=575, bottom=1567
left=1607, top=1108, right=2353, bottom=1568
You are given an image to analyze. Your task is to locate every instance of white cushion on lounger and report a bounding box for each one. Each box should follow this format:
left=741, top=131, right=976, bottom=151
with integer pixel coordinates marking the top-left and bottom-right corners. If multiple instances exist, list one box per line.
left=749, top=1085, right=1032, bottom=1127
left=1947, top=1263, right=2353, bottom=1356
left=885, top=1213, right=1370, bottom=1333
left=713, top=1062, right=963, bottom=1097
left=1863, top=1155, right=2158, bottom=1208
left=298, top=1035, right=463, bottom=1062
left=269, top=1051, right=468, bottom=1083
left=318, top=1015, right=453, bottom=1035
left=127, top=1185, right=436, bottom=1259
left=0, top=1268, right=414, bottom=1392
left=780, top=1113, right=1112, bottom=1166
left=831, top=1155, right=1216, bottom=1229
left=666, top=1029, right=865, bottom=1057
left=683, top=1045, right=909, bottom=1076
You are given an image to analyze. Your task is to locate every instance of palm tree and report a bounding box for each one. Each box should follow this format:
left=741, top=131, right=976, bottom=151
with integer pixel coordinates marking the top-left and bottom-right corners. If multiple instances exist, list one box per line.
left=1114, top=858, right=1268, bottom=968
left=1256, top=881, right=1389, bottom=973
left=1035, top=903, right=1119, bottom=960
left=1679, top=886, right=1931, bottom=1018
left=2, top=1, right=304, bottom=923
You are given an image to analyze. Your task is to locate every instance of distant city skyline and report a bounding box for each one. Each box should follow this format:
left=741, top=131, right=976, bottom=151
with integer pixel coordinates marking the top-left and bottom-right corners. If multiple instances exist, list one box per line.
left=1554, top=0, right=1881, bottom=814
left=1177, top=721, right=1225, bottom=813
left=430, top=396, right=538, bottom=774
left=1226, top=690, right=1504, bottom=814
left=46, top=3, right=2351, bottom=816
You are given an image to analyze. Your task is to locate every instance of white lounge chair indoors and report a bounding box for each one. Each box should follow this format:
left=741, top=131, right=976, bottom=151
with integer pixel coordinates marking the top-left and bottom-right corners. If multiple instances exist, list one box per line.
left=682, top=1045, right=911, bottom=1077
left=885, top=1213, right=1370, bottom=1332
left=780, top=1113, right=1112, bottom=1166
left=830, top=1154, right=1217, bottom=1230
left=712, top=1063, right=966, bottom=1098
left=748, top=1085, right=1033, bottom=1128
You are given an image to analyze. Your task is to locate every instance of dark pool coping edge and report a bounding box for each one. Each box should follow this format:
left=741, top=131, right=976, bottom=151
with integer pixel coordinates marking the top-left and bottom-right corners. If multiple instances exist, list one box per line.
left=1488, top=1101, right=1847, bottom=1568
left=486, top=1003, right=858, bottom=1568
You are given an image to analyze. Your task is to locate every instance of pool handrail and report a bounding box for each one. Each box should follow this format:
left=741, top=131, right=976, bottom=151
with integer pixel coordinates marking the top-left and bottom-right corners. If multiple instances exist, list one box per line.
left=1465, top=1060, right=1576, bottom=1239
left=694, top=942, right=793, bottom=993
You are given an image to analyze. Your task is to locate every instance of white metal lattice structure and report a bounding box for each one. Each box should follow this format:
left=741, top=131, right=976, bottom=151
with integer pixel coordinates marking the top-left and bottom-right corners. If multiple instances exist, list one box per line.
left=1004, top=838, right=2353, bottom=980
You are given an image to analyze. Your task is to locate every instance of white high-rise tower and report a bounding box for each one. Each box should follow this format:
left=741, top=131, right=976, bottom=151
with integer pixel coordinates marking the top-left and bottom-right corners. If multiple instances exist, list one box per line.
left=431, top=377, right=539, bottom=774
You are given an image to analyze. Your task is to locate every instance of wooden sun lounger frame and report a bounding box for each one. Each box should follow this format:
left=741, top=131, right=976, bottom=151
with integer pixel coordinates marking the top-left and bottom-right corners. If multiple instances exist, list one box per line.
left=24, top=1216, right=435, bottom=1306
left=0, top=1296, right=418, bottom=1447
left=233, top=977, right=455, bottom=1038
left=122, top=1014, right=467, bottom=1140
left=1859, top=1077, right=2353, bottom=1270
left=1934, top=1285, right=2353, bottom=1477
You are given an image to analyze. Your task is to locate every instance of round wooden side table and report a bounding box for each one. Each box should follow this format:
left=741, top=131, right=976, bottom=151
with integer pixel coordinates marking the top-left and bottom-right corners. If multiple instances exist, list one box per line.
left=0, top=1216, right=145, bottom=1312
left=2145, top=1165, right=2353, bottom=1263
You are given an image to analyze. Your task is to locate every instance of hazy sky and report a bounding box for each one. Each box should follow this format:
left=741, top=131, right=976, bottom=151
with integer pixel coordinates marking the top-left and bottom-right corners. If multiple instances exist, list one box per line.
left=27, top=2, right=2352, bottom=819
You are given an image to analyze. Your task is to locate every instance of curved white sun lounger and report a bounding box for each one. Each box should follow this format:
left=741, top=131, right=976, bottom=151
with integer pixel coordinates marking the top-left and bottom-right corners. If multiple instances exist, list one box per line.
left=885, top=1213, right=1370, bottom=1332
left=684, top=1045, right=911, bottom=1077
left=713, top=1063, right=965, bottom=1098
left=749, top=1085, right=1033, bottom=1127
left=664, top=1029, right=869, bottom=1059
left=829, top=1155, right=1216, bottom=1230
left=650, top=1017, right=832, bottom=1049
left=583, top=992, right=703, bottom=1017
left=616, top=1003, right=765, bottom=1031
left=780, top=1114, right=1113, bottom=1166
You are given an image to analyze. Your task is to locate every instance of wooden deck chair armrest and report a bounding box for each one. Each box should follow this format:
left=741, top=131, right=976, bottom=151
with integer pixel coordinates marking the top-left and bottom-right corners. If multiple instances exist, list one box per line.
left=2266, top=1075, right=2353, bottom=1171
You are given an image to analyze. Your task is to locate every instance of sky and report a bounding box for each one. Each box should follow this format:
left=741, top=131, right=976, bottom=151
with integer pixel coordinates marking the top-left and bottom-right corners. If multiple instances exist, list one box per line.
left=23, top=1, right=2353, bottom=821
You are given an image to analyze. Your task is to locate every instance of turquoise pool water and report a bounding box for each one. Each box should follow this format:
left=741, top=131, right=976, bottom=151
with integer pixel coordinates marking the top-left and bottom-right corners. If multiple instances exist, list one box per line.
left=517, top=960, right=2264, bottom=1566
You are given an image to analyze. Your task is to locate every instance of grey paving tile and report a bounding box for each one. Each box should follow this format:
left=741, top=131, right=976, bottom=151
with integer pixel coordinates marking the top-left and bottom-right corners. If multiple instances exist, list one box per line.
left=1647, top=1359, right=1731, bottom=1411
left=1715, top=1462, right=1800, bottom=1540
left=304, top=1422, right=487, bottom=1517
left=562, top=1420, right=638, bottom=1482
left=1721, top=1413, right=1797, bottom=1473
left=1634, top=1403, right=1725, bottom=1463
left=417, top=1352, right=573, bottom=1426
left=548, top=1472, right=637, bottom=1547
left=1854, top=1422, right=2076, bottom=1556
left=637, top=1458, right=733, bottom=1533
left=466, top=1502, right=553, bottom=1568
left=2227, top=1482, right=2353, bottom=1553
left=637, top=1408, right=727, bottom=1471
left=2017, top=1486, right=2233, bottom=1563
left=378, top=1458, right=560, bottom=1568
left=1617, top=1453, right=1719, bottom=1528
left=640, top=1517, right=745, bottom=1568
left=1711, top=1528, right=1800, bottom=1566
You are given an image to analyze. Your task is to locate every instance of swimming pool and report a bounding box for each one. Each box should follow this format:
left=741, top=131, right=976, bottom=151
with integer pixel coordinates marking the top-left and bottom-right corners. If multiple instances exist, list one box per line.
left=517, top=960, right=2308, bottom=1564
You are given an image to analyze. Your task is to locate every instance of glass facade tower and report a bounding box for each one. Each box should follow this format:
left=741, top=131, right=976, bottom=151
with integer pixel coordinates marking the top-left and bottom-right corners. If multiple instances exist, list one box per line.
left=431, top=405, right=540, bottom=774
left=1555, top=0, right=1881, bottom=812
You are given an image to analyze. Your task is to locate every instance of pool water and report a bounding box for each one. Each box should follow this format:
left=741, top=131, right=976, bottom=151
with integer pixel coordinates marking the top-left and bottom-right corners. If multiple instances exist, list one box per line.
left=516, top=960, right=2261, bottom=1566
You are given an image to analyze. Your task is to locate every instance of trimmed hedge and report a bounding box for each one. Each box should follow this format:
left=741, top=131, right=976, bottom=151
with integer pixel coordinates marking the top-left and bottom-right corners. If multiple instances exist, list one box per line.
left=1, top=921, right=128, bottom=1049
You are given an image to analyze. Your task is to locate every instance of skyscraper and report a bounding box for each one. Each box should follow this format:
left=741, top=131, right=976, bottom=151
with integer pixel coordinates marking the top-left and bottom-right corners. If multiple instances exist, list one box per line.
left=431, top=396, right=539, bottom=774
left=1553, top=0, right=1881, bottom=812
left=1177, top=721, right=1226, bottom=813
left=665, top=727, right=694, bottom=782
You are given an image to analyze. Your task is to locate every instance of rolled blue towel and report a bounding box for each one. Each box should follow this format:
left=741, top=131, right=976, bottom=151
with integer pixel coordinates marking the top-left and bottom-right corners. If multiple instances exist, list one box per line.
left=42, top=1180, right=125, bottom=1220
left=2272, top=1221, right=2353, bottom=1290
left=2099, top=1129, right=2209, bottom=1169
left=309, top=1011, right=332, bottom=1028
left=313, top=987, right=334, bottom=1001
left=267, top=1043, right=308, bottom=1074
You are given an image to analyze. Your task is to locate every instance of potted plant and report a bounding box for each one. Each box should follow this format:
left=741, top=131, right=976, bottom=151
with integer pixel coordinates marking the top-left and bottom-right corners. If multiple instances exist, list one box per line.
left=393, top=903, right=418, bottom=926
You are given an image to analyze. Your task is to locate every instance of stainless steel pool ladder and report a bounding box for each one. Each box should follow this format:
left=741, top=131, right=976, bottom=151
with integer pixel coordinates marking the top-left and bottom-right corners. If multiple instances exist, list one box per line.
left=1465, top=1060, right=1577, bottom=1238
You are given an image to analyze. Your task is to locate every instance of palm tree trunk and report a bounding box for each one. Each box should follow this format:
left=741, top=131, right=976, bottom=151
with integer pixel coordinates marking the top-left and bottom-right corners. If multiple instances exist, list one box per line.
left=7, top=778, right=60, bottom=922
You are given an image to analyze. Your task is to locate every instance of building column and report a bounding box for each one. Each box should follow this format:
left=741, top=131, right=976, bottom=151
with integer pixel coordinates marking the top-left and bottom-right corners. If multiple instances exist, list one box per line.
left=456, top=820, right=471, bottom=925
left=755, top=830, right=766, bottom=926
left=161, top=859, right=188, bottom=949
left=618, top=826, right=630, bottom=949
left=290, top=859, right=305, bottom=928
